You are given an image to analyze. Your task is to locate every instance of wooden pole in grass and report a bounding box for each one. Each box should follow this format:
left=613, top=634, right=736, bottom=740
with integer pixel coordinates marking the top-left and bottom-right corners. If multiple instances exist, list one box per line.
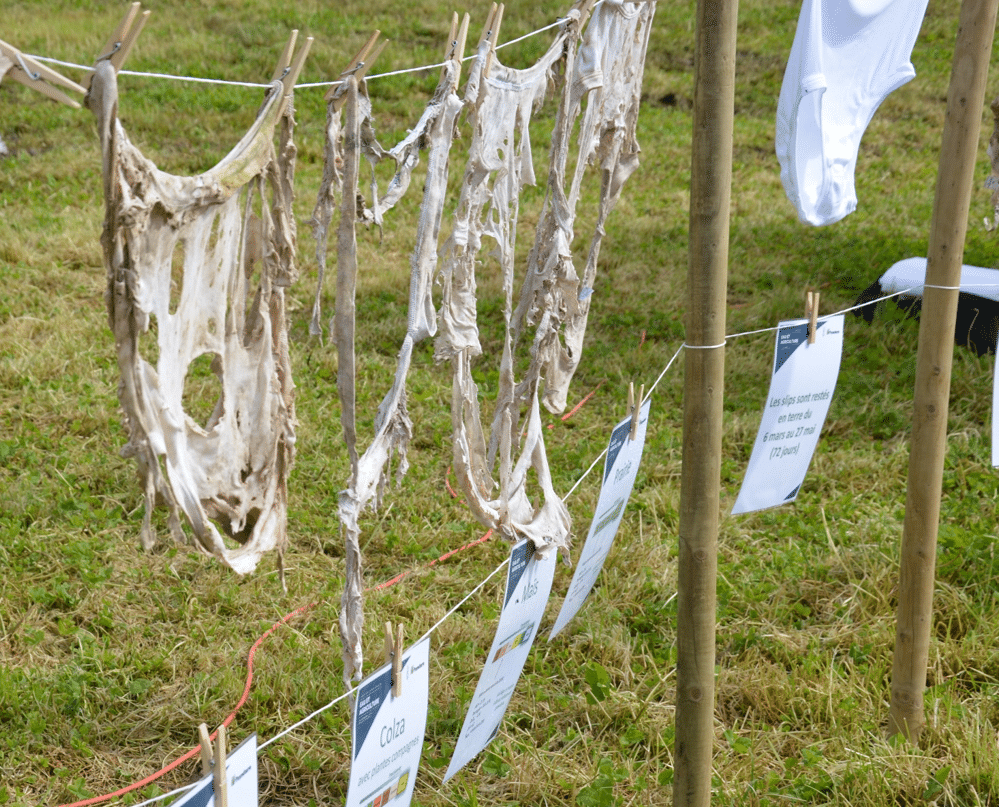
left=888, top=0, right=998, bottom=743
left=674, top=0, right=737, bottom=803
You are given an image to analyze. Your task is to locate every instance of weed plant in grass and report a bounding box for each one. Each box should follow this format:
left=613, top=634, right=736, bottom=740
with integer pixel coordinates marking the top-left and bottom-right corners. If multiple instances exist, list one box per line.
left=2, top=0, right=999, bottom=805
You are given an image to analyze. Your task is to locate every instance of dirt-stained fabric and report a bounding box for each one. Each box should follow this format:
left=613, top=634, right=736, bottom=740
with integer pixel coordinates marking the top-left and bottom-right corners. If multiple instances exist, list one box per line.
left=436, top=22, right=577, bottom=558
left=334, top=63, right=465, bottom=685
left=521, top=0, right=656, bottom=414
left=87, top=60, right=297, bottom=575
left=334, top=76, right=366, bottom=687
left=310, top=74, right=446, bottom=340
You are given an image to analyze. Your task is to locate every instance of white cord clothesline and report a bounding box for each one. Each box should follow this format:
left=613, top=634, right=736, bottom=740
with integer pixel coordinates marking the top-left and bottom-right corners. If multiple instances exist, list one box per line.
left=27, top=14, right=569, bottom=92
left=103, top=280, right=926, bottom=807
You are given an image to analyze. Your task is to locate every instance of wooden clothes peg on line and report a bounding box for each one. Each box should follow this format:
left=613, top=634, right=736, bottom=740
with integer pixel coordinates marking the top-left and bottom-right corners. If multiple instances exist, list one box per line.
left=441, top=11, right=471, bottom=90
left=384, top=622, right=404, bottom=698
left=628, top=382, right=644, bottom=441
left=0, top=39, right=86, bottom=108
left=85, top=1, right=150, bottom=87
left=478, top=2, right=505, bottom=79
left=325, top=31, right=388, bottom=108
left=198, top=722, right=229, bottom=807
left=806, top=290, right=821, bottom=344
left=269, top=29, right=313, bottom=116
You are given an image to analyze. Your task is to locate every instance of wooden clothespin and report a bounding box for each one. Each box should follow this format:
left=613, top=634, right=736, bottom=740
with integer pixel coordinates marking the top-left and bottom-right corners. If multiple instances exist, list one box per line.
left=198, top=723, right=213, bottom=776
left=441, top=12, right=471, bottom=91
left=85, top=2, right=150, bottom=89
left=480, top=3, right=505, bottom=79
left=324, top=31, right=388, bottom=107
left=197, top=722, right=228, bottom=804
left=628, top=383, right=644, bottom=441
left=213, top=723, right=229, bottom=807
left=0, top=39, right=87, bottom=108
left=568, top=0, right=598, bottom=33
left=384, top=621, right=404, bottom=698
left=270, top=30, right=314, bottom=117
left=806, top=290, right=821, bottom=344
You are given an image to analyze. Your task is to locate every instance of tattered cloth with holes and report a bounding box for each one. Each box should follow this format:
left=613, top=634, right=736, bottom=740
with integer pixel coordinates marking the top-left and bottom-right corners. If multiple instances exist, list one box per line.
left=316, top=65, right=466, bottom=686
left=518, top=0, right=657, bottom=415
left=87, top=60, right=297, bottom=574
left=435, top=20, right=579, bottom=560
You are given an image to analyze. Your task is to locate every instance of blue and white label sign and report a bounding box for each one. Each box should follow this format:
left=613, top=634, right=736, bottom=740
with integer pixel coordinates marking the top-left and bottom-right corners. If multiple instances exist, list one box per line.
left=732, top=315, right=843, bottom=514
left=443, top=540, right=556, bottom=782
left=549, top=399, right=650, bottom=640
left=346, top=637, right=430, bottom=807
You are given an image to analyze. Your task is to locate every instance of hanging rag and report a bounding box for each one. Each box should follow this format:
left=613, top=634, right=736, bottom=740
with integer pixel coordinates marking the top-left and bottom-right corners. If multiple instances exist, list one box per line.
left=87, top=59, right=297, bottom=575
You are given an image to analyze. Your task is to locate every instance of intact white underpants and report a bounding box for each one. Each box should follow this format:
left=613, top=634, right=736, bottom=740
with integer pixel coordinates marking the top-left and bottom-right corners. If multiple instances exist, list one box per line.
left=775, top=0, right=928, bottom=226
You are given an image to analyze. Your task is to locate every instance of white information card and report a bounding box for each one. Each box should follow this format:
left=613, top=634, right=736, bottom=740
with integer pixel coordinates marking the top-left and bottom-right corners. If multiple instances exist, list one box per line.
left=992, top=334, right=999, bottom=467
left=732, top=315, right=844, bottom=514
left=346, top=638, right=430, bottom=807
left=549, top=399, right=650, bottom=640
left=443, top=539, right=556, bottom=782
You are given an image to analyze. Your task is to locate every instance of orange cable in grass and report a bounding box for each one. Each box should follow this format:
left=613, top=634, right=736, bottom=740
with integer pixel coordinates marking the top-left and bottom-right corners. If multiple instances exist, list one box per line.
left=60, top=372, right=622, bottom=805
left=57, top=527, right=494, bottom=807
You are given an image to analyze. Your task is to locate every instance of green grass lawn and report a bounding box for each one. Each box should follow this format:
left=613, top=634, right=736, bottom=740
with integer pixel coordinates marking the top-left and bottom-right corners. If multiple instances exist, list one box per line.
left=2, top=0, right=998, bottom=805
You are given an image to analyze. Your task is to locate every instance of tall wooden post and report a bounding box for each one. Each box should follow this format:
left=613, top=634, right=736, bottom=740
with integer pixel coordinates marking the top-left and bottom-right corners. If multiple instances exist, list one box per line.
left=674, top=0, right=737, bottom=803
left=888, top=0, right=998, bottom=743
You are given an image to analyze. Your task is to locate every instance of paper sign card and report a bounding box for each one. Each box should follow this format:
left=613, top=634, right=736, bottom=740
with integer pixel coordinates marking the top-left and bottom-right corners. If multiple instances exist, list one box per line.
left=732, top=315, right=844, bottom=514
left=443, top=540, right=556, bottom=782
left=992, top=334, right=999, bottom=467
left=549, top=399, right=650, bottom=640
left=168, top=733, right=258, bottom=807
left=346, top=638, right=430, bottom=807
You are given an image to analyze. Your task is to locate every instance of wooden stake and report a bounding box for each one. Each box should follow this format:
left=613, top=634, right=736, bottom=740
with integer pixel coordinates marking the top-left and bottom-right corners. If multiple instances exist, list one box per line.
left=674, top=0, right=737, bottom=804
left=888, top=0, right=999, bottom=744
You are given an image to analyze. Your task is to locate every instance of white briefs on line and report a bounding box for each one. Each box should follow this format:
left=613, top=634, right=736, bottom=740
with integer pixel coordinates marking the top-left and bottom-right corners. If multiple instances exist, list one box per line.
left=775, top=0, right=928, bottom=226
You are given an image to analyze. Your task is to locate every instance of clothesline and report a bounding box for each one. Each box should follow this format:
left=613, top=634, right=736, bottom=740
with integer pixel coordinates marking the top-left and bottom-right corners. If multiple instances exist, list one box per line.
left=26, top=13, right=570, bottom=92
left=64, top=282, right=922, bottom=807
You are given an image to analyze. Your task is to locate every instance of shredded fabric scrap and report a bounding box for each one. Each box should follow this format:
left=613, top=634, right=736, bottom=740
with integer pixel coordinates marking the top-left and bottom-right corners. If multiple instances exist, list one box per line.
left=436, top=20, right=578, bottom=559
left=87, top=59, right=297, bottom=575
left=522, top=0, right=656, bottom=414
